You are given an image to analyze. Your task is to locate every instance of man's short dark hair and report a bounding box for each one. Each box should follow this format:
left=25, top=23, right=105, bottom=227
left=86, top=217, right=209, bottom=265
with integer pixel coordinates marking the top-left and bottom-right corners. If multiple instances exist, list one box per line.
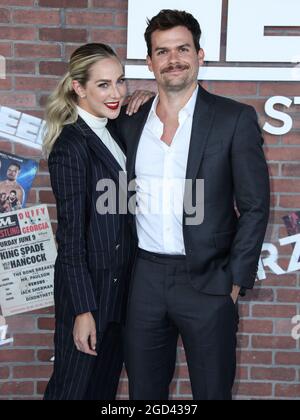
left=145, top=9, right=202, bottom=57
left=10, top=190, right=17, bottom=195
left=9, top=163, right=21, bottom=171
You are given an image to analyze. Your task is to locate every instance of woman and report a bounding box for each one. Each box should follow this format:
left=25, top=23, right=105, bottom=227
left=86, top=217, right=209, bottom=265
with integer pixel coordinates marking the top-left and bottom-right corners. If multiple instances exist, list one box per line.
left=43, top=43, right=152, bottom=400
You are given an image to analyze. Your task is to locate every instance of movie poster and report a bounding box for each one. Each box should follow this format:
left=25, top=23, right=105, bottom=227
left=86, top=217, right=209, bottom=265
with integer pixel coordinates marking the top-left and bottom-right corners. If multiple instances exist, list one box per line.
left=0, top=151, right=38, bottom=213
left=0, top=205, right=56, bottom=317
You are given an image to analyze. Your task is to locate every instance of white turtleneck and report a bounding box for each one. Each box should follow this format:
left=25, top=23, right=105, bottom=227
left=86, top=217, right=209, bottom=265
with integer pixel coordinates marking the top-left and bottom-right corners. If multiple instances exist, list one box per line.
left=77, top=106, right=126, bottom=171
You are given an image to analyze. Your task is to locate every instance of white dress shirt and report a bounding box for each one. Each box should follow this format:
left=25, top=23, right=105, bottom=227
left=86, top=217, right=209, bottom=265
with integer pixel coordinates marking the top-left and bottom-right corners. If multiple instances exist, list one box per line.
left=135, top=86, right=199, bottom=255
left=77, top=106, right=126, bottom=171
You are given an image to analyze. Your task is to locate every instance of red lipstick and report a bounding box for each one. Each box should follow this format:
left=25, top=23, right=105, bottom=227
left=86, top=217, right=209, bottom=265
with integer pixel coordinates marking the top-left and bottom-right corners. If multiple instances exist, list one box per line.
left=105, top=102, right=120, bottom=110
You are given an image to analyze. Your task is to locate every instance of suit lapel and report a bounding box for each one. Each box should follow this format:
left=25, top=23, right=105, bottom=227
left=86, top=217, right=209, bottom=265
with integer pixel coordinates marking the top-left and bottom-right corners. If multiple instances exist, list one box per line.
left=75, top=116, right=123, bottom=183
left=125, top=87, right=216, bottom=184
left=106, top=122, right=126, bottom=154
left=114, top=86, right=216, bottom=195
left=185, top=85, right=216, bottom=188
left=126, top=99, right=154, bottom=181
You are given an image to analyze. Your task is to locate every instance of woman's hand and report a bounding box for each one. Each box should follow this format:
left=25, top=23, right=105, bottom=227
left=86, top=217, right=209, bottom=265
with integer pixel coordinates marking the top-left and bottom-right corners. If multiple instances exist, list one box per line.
left=126, top=90, right=155, bottom=116
left=73, top=312, right=97, bottom=356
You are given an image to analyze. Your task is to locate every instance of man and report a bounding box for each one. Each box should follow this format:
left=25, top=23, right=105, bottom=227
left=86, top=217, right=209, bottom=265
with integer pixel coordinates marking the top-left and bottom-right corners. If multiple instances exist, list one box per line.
left=115, top=9, right=270, bottom=400
left=0, top=163, right=25, bottom=207
left=8, top=190, right=22, bottom=211
left=0, top=192, right=10, bottom=213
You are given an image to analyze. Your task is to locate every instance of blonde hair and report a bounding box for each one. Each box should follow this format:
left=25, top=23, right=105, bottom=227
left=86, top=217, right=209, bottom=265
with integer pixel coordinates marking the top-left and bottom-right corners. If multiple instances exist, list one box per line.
left=43, top=43, right=118, bottom=156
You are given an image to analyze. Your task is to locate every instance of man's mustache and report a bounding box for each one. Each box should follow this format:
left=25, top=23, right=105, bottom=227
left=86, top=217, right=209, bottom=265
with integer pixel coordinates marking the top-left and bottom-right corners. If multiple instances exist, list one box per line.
left=161, top=63, right=189, bottom=74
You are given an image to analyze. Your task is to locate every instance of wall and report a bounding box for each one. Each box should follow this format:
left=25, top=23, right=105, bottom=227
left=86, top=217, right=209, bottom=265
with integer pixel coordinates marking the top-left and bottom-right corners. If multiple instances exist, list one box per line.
left=0, top=0, right=300, bottom=400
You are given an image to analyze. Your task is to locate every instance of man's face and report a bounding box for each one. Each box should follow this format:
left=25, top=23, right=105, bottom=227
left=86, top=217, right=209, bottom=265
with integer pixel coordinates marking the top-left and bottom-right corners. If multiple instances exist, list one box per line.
left=147, top=26, right=204, bottom=93
left=7, top=165, right=20, bottom=181
left=9, top=192, right=16, bottom=201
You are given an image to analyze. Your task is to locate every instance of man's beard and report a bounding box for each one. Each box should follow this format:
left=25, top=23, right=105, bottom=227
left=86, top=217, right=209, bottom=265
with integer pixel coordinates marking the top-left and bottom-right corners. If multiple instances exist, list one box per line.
left=161, top=63, right=193, bottom=92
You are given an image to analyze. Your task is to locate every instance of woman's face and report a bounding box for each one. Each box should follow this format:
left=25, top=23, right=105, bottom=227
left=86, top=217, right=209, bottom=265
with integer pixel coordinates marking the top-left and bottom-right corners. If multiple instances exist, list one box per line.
left=74, top=57, right=127, bottom=119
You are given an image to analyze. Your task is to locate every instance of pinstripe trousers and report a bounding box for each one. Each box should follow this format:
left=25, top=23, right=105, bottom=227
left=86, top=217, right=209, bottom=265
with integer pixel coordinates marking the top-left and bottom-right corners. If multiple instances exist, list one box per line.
left=44, top=317, right=123, bottom=401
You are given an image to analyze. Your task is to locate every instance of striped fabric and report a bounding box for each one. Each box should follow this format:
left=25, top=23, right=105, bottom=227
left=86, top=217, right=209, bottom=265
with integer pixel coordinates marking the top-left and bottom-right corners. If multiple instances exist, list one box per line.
left=44, top=117, right=135, bottom=400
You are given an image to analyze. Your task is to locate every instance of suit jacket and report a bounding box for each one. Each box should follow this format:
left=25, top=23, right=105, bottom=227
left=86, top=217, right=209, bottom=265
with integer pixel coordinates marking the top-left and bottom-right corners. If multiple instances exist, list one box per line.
left=48, top=117, right=135, bottom=331
left=112, top=84, right=270, bottom=295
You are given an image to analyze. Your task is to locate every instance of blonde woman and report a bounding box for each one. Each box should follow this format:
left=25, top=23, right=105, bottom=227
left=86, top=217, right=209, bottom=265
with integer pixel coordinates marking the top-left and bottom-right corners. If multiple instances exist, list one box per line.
left=43, top=43, right=152, bottom=400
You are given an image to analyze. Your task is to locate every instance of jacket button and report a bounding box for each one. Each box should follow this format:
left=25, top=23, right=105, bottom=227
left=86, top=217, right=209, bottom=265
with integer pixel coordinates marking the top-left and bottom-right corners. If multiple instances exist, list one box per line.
left=116, top=244, right=120, bottom=250
left=113, top=278, right=118, bottom=283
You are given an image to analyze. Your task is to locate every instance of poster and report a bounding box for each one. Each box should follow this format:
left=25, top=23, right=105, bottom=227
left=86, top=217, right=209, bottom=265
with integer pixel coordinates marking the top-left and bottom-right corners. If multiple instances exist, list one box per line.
left=0, top=315, right=13, bottom=347
left=283, top=212, right=300, bottom=264
left=0, top=205, right=56, bottom=317
left=283, top=212, right=300, bottom=236
left=0, top=151, right=38, bottom=213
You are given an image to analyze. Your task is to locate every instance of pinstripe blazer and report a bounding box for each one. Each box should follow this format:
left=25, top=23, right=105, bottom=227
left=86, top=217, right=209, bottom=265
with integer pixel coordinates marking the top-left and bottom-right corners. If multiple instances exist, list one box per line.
left=48, top=116, right=135, bottom=332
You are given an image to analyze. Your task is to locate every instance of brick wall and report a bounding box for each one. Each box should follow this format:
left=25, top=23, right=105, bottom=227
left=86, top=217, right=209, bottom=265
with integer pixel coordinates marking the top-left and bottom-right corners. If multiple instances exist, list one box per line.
left=0, top=0, right=300, bottom=400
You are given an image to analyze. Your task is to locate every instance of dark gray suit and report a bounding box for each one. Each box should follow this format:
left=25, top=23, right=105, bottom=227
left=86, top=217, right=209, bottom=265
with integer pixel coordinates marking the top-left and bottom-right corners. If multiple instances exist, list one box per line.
left=115, top=85, right=270, bottom=400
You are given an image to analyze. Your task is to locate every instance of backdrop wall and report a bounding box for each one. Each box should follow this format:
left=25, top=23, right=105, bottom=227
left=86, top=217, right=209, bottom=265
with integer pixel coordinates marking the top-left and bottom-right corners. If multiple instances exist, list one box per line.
left=0, top=0, right=300, bottom=400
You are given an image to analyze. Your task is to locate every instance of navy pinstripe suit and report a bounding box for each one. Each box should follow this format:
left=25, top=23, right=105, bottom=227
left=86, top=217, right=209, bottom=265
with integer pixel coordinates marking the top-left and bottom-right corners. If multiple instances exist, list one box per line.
left=44, top=117, right=135, bottom=400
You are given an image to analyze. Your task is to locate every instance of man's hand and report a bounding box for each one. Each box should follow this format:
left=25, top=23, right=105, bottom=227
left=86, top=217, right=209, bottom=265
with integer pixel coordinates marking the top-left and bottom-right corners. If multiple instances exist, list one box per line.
left=231, top=285, right=241, bottom=304
left=126, top=90, right=155, bottom=116
left=73, top=312, right=97, bottom=357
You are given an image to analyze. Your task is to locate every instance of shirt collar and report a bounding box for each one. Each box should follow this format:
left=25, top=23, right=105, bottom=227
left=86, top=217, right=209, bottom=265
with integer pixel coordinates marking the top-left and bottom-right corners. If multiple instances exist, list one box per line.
left=148, top=84, right=199, bottom=123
